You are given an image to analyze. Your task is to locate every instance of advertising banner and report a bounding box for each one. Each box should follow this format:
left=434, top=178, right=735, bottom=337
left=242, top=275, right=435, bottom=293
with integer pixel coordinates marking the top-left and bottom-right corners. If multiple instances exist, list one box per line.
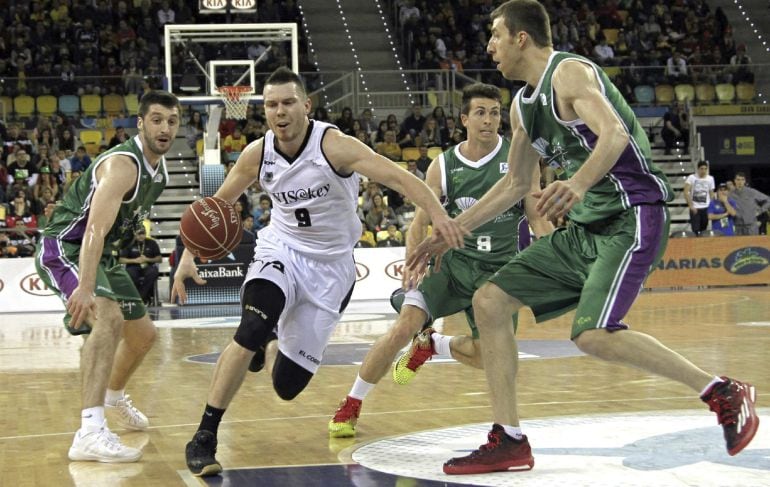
left=697, top=125, right=770, bottom=166
left=645, top=236, right=770, bottom=288
left=0, top=258, right=65, bottom=312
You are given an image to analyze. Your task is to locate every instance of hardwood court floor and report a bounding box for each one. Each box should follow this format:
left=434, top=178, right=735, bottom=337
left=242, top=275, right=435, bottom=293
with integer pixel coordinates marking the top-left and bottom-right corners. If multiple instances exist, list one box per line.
left=0, top=287, right=768, bottom=486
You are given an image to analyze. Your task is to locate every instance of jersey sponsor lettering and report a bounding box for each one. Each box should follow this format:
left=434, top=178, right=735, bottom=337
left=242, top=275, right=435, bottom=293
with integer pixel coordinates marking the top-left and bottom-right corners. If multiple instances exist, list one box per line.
left=270, top=183, right=331, bottom=205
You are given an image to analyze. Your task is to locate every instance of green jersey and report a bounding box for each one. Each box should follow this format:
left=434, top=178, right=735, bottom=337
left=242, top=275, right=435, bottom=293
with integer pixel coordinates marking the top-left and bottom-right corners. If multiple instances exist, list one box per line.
left=516, top=51, right=672, bottom=224
left=440, top=136, right=527, bottom=266
left=43, top=136, right=167, bottom=249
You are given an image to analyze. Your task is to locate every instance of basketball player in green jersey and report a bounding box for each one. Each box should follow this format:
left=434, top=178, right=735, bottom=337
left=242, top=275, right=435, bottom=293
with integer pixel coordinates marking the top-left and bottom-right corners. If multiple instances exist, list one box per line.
left=329, top=83, right=553, bottom=438
left=409, top=0, right=758, bottom=474
left=35, top=91, right=180, bottom=462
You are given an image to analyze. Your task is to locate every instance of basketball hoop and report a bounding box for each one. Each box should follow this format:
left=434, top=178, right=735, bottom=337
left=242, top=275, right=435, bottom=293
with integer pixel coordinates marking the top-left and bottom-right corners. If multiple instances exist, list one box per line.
left=219, top=85, right=251, bottom=120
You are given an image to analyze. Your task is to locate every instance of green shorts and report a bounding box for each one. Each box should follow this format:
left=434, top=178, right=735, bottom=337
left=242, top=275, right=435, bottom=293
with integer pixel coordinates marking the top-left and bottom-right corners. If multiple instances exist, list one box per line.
left=489, top=204, right=669, bottom=339
left=400, top=251, right=518, bottom=338
left=35, top=237, right=146, bottom=335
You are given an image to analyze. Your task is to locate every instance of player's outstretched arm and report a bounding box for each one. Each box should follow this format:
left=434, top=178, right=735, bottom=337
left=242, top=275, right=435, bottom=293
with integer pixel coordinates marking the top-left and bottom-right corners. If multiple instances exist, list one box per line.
left=322, top=130, right=467, bottom=249
left=534, top=60, right=630, bottom=220
left=68, top=156, right=138, bottom=329
left=402, top=157, right=442, bottom=289
left=213, top=138, right=264, bottom=204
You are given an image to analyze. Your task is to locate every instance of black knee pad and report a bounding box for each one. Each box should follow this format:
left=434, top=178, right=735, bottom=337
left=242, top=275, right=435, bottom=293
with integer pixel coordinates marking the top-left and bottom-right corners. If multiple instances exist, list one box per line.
left=272, top=351, right=313, bottom=400
left=233, top=279, right=286, bottom=352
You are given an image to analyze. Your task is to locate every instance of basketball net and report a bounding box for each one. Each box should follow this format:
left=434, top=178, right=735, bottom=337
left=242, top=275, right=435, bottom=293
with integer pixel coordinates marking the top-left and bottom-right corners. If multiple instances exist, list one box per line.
left=219, top=85, right=251, bottom=120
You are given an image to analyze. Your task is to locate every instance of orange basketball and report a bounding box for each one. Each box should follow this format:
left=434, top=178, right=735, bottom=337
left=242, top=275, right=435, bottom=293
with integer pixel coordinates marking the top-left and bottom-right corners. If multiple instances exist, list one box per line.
left=179, top=196, right=243, bottom=260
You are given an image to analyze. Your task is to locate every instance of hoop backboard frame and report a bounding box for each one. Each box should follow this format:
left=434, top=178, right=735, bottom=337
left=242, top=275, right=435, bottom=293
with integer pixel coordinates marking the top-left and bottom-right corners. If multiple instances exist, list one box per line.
left=208, top=60, right=256, bottom=96
left=164, top=23, right=299, bottom=105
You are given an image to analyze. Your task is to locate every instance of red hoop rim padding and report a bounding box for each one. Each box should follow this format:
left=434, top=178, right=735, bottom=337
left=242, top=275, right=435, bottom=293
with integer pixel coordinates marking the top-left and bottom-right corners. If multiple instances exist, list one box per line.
left=218, top=85, right=252, bottom=101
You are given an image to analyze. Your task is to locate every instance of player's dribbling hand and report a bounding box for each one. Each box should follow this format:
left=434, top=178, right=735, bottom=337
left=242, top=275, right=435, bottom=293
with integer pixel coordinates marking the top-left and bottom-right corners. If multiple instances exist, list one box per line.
left=67, top=286, right=96, bottom=330
left=533, top=180, right=584, bottom=221
left=170, top=253, right=207, bottom=305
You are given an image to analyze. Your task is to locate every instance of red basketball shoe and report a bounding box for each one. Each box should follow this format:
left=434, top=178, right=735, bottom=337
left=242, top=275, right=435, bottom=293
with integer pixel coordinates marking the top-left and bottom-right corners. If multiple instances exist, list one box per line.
left=701, top=377, right=759, bottom=456
left=443, top=424, right=534, bottom=475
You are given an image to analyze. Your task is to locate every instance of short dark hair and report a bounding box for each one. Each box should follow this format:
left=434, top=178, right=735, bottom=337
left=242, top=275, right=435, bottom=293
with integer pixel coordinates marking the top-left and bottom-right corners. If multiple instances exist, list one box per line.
left=697, top=161, right=709, bottom=168
left=461, top=83, right=502, bottom=115
left=735, top=171, right=746, bottom=179
left=138, top=90, right=180, bottom=118
left=265, top=67, right=307, bottom=97
left=491, top=0, right=552, bottom=48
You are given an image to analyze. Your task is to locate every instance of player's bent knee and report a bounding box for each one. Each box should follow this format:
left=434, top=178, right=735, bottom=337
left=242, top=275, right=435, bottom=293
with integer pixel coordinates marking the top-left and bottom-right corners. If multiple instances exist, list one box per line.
left=124, top=317, right=157, bottom=352
left=233, top=279, right=286, bottom=352
left=272, top=351, right=313, bottom=400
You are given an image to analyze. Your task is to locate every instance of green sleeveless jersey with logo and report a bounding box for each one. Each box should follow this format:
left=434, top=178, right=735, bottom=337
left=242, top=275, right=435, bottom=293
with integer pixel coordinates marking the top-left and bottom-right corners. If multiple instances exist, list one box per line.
left=441, top=136, right=526, bottom=267
left=516, top=51, right=672, bottom=224
left=43, top=135, right=167, bottom=249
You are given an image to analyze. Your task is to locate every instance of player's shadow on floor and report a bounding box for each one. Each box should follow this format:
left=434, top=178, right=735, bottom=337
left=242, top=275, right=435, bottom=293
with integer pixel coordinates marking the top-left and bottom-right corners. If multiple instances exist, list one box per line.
left=537, top=426, right=769, bottom=471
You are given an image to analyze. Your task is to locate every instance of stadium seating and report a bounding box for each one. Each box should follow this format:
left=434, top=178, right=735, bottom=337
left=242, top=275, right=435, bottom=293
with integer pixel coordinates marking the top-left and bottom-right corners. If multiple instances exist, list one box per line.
left=736, top=83, right=755, bottom=103
left=124, top=94, right=139, bottom=115
left=695, top=84, right=715, bottom=104
left=427, top=91, right=438, bottom=108
left=427, top=146, right=443, bottom=159
left=674, top=84, right=695, bottom=103
left=103, top=127, right=116, bottom=145
left=654, top=84, right=675, bottom=105
left=79, top=129, right=103, bottom=156
left=58, top=95, right=80, bottom=118
left=80, top=94, right=102, bottom=117
left=633, top=85, right=655, bottom=104
left=401, top=147, right=420, bottom=161
left=36, top=95, right=58, bottom=117
left=13, top=95, right=35, bottom=119
left=102, top=93, right=125, bottom=117
left=0, top=96, right=12, bottom=119
left=601, top=29, right=619, bottom=45
left=500, top=87, right=512, bottom=106
left=715, top=83, right=735, bottom=103
left=603, top=66, right=621, bottom=78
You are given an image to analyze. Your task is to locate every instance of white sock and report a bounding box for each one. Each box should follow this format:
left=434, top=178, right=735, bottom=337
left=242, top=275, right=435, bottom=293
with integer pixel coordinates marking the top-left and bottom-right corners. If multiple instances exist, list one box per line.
left=81, top=406, right=105, bottom=431
left=700, top=376, right=725, bottom=397
left=433, top=333, right=452, bottom=356
left=104, top=388, right=125, bottom=406
left=349, top=375, right=375, bottom=400
left=502, top=424, right=523, bottom=440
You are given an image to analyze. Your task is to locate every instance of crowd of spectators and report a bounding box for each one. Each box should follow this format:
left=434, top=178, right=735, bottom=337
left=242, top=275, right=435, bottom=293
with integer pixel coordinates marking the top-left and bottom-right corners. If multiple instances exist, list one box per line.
left=0, top=113, right=122, bottom=257
left=393, top=0, right=754, bottom=102
left=0, top=0, right=309, bottom=99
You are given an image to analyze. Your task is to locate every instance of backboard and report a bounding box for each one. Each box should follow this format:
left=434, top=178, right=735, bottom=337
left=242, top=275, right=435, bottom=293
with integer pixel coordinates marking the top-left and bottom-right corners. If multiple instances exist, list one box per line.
left=163, top=23, right=299, bottom=105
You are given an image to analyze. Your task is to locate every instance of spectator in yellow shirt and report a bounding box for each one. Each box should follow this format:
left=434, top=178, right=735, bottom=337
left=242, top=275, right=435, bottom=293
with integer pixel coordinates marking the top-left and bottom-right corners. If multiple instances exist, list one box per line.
left=374, top=130, right=402, bottom=162
left=223, top=126, right=248, bottom=153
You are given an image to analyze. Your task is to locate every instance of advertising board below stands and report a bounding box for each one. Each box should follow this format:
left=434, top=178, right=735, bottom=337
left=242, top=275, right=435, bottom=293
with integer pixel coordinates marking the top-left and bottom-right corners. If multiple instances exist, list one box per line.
left=0, top=258, right=65, bottom=313
left=644, top=235, right=769, bottom=288
left=1, top=237, right=767, bottom=313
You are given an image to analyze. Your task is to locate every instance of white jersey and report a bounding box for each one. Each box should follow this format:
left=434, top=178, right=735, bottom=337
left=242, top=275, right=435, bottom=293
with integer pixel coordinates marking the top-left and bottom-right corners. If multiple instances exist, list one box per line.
left=259, top=121, right=361, bottom=259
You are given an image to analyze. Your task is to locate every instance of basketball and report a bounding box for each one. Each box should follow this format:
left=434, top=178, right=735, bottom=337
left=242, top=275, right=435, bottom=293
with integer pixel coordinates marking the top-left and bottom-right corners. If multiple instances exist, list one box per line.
left=179, top=196, right=243, bottom=260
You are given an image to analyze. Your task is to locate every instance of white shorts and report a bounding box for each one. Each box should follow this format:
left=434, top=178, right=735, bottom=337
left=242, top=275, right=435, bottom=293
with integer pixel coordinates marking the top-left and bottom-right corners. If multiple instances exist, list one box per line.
left=242, top=237, right=355, bottom=373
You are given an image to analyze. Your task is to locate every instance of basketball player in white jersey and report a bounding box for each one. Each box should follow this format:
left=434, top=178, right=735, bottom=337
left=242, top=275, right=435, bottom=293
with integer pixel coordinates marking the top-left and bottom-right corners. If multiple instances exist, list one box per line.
left=171, top=67, right=467, bottom=477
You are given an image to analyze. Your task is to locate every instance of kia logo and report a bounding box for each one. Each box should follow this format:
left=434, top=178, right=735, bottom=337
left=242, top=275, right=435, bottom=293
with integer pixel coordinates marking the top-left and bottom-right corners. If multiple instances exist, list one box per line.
left=385, top=259, right=406, bottom=280
left=355, top=262, right=369, bottom=282
left=20, top=273, right=55, bottom=296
